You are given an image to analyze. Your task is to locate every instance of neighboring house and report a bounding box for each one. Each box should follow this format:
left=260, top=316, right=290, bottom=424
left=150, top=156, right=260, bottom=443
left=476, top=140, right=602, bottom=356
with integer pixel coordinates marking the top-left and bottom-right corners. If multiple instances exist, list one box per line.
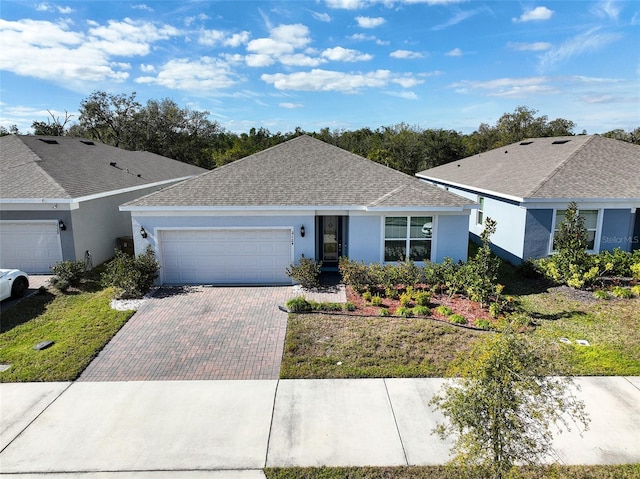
left=122, top=135, right=476, bottom=285
left=0, top=135, right=206, bottom=273
left=416, top=135, right=640, bottom=264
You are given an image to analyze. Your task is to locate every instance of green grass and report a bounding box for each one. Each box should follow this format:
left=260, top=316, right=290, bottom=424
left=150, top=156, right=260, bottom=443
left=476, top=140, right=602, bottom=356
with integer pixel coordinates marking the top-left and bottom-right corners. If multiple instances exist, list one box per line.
left=281, top=315, right=483, bottom=379
left=0, top=287, right=134, bottom=382
left=265, top=465, right=640, bottom=479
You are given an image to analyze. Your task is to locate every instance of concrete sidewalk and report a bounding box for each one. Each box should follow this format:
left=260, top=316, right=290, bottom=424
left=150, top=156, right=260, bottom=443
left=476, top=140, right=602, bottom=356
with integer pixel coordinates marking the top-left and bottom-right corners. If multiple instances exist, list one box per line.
left=1, top=377, right=639, bottom=477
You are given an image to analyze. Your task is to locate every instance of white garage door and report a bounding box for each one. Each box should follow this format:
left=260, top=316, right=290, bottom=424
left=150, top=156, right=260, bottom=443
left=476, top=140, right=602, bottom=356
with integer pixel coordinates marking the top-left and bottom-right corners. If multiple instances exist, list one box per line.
left=160, top=228, right=293, bottom=284
left=0, top=221, right=63, bottom=273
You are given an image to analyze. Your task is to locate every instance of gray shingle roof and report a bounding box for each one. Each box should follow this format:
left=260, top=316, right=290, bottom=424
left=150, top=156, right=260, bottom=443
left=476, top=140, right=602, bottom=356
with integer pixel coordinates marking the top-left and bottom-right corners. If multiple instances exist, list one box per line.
left=124, top=135, right=473, bottom=210
left=416, top=135, right=640, bottom=200
left=1, top=135, right=207, bottom=200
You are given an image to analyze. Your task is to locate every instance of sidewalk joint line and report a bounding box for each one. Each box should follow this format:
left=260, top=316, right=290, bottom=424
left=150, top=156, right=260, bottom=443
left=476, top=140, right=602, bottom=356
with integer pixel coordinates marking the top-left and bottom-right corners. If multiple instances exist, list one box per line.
left=383, top=378, right=409, bottom=466
left=263, top=378, right=280, bottom=468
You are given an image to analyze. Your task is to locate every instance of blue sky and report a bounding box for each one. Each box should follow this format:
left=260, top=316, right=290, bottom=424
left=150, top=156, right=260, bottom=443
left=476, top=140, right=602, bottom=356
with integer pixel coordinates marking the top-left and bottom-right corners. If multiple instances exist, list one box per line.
left=1, top=0, right=639, bottom=135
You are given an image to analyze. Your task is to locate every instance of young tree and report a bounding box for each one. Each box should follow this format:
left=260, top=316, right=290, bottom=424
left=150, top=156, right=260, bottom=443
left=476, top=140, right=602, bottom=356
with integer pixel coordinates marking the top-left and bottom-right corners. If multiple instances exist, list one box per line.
left=431, top=329, right=589, bottom=479
left=554, top=201, right=590, bottom=271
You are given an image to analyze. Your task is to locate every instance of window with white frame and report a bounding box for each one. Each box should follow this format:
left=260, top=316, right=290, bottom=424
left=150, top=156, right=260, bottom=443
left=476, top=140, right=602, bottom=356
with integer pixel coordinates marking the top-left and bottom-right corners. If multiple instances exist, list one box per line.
left=384, top=216, right=433, bottom=262
left=552, top=209, right=599, bottom=251
left=477, top=196, right=485, bottom=225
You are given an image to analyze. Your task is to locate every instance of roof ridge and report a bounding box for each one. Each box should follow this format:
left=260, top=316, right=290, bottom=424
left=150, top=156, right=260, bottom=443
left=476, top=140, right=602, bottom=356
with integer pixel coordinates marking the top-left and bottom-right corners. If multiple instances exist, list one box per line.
left=526, top=135, right=594, bottom=198
left=368, top=184, right=408, bottom=207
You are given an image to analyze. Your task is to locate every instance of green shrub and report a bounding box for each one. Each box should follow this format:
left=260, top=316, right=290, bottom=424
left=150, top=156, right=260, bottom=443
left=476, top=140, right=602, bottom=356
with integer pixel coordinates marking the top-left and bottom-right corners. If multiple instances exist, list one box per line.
left=343, top=302, right=356, bottom=312
left=396, top=306, right=413, bottom=318
left=371, top=295, right=383, bottom=306
left=413, top=305, right=431, bottom=316
left=286, top=255, right=322, bottom=289
left=362, top=291, right=372, bottom=302
left=399, top=293, right=412, bottom=307
left=475, top=319, right=492, bottom=330
left=593, top=289, right=610, bottom=300
left=632, top=263, right=640, bottom=280
left=379, top=308, right=390, bottom=317
left=286, top=296, right=312, bottom=312
left=50, top=259, right=85, bottom=286
left=315, top=302, right=343, bottom=311
left=449, top=314, right=467, bottom=325
left=49, top=276, right=70, bottom=293
left=414, top=291, right=431, bottom=306
left=385, top=286, right=399, bottom=300
left=338, top=257, right=369, bottom=293
left=632, top=285, right=640, bottom=296
left=612, top=286, right=634, bottom=299
left=101, top=246, right=160, bottom=299
left=435, top=305, right=453, bottom=316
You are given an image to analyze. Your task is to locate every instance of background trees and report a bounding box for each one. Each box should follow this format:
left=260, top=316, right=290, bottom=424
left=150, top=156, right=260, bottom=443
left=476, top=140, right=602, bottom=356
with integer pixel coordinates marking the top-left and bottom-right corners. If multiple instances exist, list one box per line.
left=10, top=92, right=638, bottom=173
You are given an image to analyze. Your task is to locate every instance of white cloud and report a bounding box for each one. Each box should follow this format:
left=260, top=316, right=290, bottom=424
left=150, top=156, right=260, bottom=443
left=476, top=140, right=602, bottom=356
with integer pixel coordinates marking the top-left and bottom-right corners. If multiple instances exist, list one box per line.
left=432, top=8, right=486, bottom=30
left=311, top=11, right=331, bottom=22
left=135, top=57, right=241, bottom=91
left=538, top=28, right=621, bottom=71
left=185, top=14, right=209, bottom=26
left=450, top=77, right=558, bottom=97
left=245, top=53, right=275, bottom=67
left=445, top=47, right=462, bottom=56
left=199, top=30, right=249, bottom=48
left=350, top=33, right=389, bottom=45
left=245, top=23, right=316, bottom=67
left=591, top=1, right=621, bottom=20
left=132, top=4, right=154, bottom=13
left=508, top=42, right=552, bottom=51
left=322, top=46, right=373, bottom=62
left=325, top=0, right=368, bottom=9
left=356, top=16, right=386, bottom=28
left=390, top=49, right=424, bottom=59
left=280, top=102, right=304, bottom=109
left=385, top=90, right=418, bottom=100
left=513, top=6, right=554, bottom=22
left=280, top=53, right=325, bottom=67
left=35, top=3, right=73, bottom=14
left=140, top=64, right=155, bottom=72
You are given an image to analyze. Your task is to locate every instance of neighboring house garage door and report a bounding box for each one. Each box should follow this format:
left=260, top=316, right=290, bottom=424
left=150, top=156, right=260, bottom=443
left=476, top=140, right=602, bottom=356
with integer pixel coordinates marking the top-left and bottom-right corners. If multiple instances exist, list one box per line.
left=160, top=228, right=293, bottom=284
left=0, top=221, right=63, bottom=273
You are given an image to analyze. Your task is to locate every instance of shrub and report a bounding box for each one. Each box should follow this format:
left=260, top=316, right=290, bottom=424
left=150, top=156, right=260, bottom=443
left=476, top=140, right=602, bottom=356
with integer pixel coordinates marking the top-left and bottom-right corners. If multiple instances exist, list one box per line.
left=50, top=259, right=85, bottom=286
left=379, top=308, right=390, bottom=317
left=315, top=302, right=342, bottom=311
left=286, top=296, right=312, bottom=312
left=396, top=306, right=413, bottom=318
left=449, top=314, right=467, bottom=325
left=413, top=305, right=431, bottom=316
left=632, top=285, right=640, bottom=296
left=371, top=295, right=383, bottom=306
left=414, top=291, right=431, bottom=306
left=612, top=286, right=634, bottom=299
left=385, top=286, right=398, bottom=300
left=101, top=246, right=160, bottom=299
left=362, top=291, right=372, bottom=303
left=338, top=257, right=369, bottom=293
left=593, top=289, right=610, bottom=300
left=49, top=276, right=70, bottom=293
left=632, top=263, right=640, bottom=280
left=489, top=302, right=501, bottom=318
left=399, top=292, right=412, bottom=307
left=343, top=302, right=356, bottom=312
left=475, top=319, right=492, bottom=330
left=435, top=305, right=453, bottom=317
left=286, top=255, right=322, bottom=289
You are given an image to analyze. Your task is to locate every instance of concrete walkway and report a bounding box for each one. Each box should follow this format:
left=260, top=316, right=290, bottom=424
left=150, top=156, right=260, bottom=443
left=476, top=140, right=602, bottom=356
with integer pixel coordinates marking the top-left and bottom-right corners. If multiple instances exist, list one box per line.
left=1, top=377, right=639, bottom=477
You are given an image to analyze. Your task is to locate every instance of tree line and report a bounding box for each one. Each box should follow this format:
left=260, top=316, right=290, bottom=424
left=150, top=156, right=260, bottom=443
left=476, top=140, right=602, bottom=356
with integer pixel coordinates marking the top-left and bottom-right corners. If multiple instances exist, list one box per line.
left=2, top=91, right=638, bottom=175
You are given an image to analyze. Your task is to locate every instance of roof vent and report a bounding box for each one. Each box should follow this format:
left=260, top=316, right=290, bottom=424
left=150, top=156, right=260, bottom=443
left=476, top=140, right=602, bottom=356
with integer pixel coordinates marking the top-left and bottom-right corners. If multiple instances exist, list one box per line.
left=80, top=140, right=95, bottom=145
left=110, top=162, right=117, bottom=167
left=39, top=139, right=58, bottom=145
left=552, top=140, right=571, bottom=145
left=520, top=141, right=533, bottom=145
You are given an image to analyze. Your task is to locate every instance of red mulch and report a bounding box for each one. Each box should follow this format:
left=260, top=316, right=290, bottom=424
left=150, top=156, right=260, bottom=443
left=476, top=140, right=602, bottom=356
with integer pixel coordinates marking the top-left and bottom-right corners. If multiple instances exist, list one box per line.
left=345, top=286, right=496, bottom=329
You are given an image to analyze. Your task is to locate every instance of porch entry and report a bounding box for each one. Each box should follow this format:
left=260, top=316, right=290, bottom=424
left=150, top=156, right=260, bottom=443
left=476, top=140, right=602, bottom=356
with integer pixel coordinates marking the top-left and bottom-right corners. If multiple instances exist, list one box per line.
left=316, top=215, right=346, bottom=271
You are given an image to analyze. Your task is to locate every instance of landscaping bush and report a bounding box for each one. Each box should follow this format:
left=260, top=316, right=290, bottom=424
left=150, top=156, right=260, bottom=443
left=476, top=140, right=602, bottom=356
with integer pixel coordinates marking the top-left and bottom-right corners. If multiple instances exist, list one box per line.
left=286, top=255, right=322, bottom=289
left=379, top=308, right=390, bottom=317
left=435, top=305, right=453, bottom=317
left=49, top=276, right=70, bottom=293
left=399, top=293, right=412, bottom=307
left=475, top=319, right=492, bottom=330
left=489, top=302, right=501, bottom=318
left=343, top=302, right=356, bottom=312
left=338, top=257, right=369, bottom=293
left=632, top=285, right=640, bottom=296
left=101, top=246, right=159, bottom=299
left=413, top=305, right=431, bottom=316
left=449, top=314, right=467, bottom=325
left=414, top=291, right=431, bottom=306
left=371, top=295, right=383, bottom=306
left=612, top=286, right=634, bottom=299
left=286, top=296, right=313, bottom=313
left=362, top=291, right=372, bottom=303
left=50, top=259, right=85, bottom=286
left=396, top=306, right=413, bottom=318
left=593, top=290, right=610, bottom=300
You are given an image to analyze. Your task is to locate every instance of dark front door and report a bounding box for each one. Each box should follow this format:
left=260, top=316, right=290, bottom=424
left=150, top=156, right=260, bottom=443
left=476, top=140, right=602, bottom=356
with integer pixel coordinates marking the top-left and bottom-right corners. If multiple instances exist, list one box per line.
left=318, top=215, right=344, bottom=271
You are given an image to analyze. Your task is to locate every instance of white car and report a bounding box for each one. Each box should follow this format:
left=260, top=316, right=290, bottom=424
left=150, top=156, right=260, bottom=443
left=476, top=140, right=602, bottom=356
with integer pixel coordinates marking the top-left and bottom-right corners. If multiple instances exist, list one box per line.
left=0, top=269, right=30, bottom=301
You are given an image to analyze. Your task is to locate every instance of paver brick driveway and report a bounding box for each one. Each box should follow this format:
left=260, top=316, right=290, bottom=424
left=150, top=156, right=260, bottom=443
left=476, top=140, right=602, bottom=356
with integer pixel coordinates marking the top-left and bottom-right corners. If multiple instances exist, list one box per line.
left=79, top=286, right=313, bottom=381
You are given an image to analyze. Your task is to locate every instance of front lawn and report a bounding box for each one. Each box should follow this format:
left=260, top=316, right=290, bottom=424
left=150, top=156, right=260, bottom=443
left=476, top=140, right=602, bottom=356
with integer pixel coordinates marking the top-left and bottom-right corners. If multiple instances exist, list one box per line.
left=0, top=287, right=134, bottom=382
left=281, top=286, right=640, bottom=379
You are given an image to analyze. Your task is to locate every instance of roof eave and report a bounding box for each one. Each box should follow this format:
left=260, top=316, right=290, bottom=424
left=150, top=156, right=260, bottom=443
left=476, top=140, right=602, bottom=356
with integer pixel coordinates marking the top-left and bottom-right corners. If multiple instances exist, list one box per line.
left=416, top=174, right=526, bottom=203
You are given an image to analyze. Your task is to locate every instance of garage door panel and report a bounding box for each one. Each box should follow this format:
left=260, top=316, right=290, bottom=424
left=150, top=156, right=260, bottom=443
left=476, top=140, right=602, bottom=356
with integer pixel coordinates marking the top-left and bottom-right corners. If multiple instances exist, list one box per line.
left=0, top=221, right=63, bottom=273
left=160, top=228, right=293, bottom=285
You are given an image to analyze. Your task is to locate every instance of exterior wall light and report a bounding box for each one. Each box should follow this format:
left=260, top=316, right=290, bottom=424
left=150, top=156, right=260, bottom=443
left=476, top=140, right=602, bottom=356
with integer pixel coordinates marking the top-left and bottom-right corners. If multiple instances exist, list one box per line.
left=58, top=220, right=66, bottom=231
left=140, top=226, right=148, bottom=238
left=300, top=225, right=305, bottom=237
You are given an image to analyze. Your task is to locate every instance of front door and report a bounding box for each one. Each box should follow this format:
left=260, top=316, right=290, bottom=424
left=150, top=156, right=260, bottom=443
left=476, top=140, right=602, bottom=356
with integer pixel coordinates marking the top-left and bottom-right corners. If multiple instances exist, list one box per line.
left=319, top=215, right=343, bottom=270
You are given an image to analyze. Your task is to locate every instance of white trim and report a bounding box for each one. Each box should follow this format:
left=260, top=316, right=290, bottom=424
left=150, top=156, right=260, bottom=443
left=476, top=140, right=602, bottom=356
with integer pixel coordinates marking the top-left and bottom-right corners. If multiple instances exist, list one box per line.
left=416, top=175, right=525, bottom=203
left=122, top=204, right=473, bottom=213
left=549, top=208, right=602, bottom=255
left=381, top=215, right=435, bottom=263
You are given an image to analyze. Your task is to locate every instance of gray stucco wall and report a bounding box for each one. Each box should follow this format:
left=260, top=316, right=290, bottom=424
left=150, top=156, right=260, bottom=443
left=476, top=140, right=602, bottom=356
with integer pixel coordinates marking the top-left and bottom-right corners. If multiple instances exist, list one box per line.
left=522, top=209, right=553, bottom=260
